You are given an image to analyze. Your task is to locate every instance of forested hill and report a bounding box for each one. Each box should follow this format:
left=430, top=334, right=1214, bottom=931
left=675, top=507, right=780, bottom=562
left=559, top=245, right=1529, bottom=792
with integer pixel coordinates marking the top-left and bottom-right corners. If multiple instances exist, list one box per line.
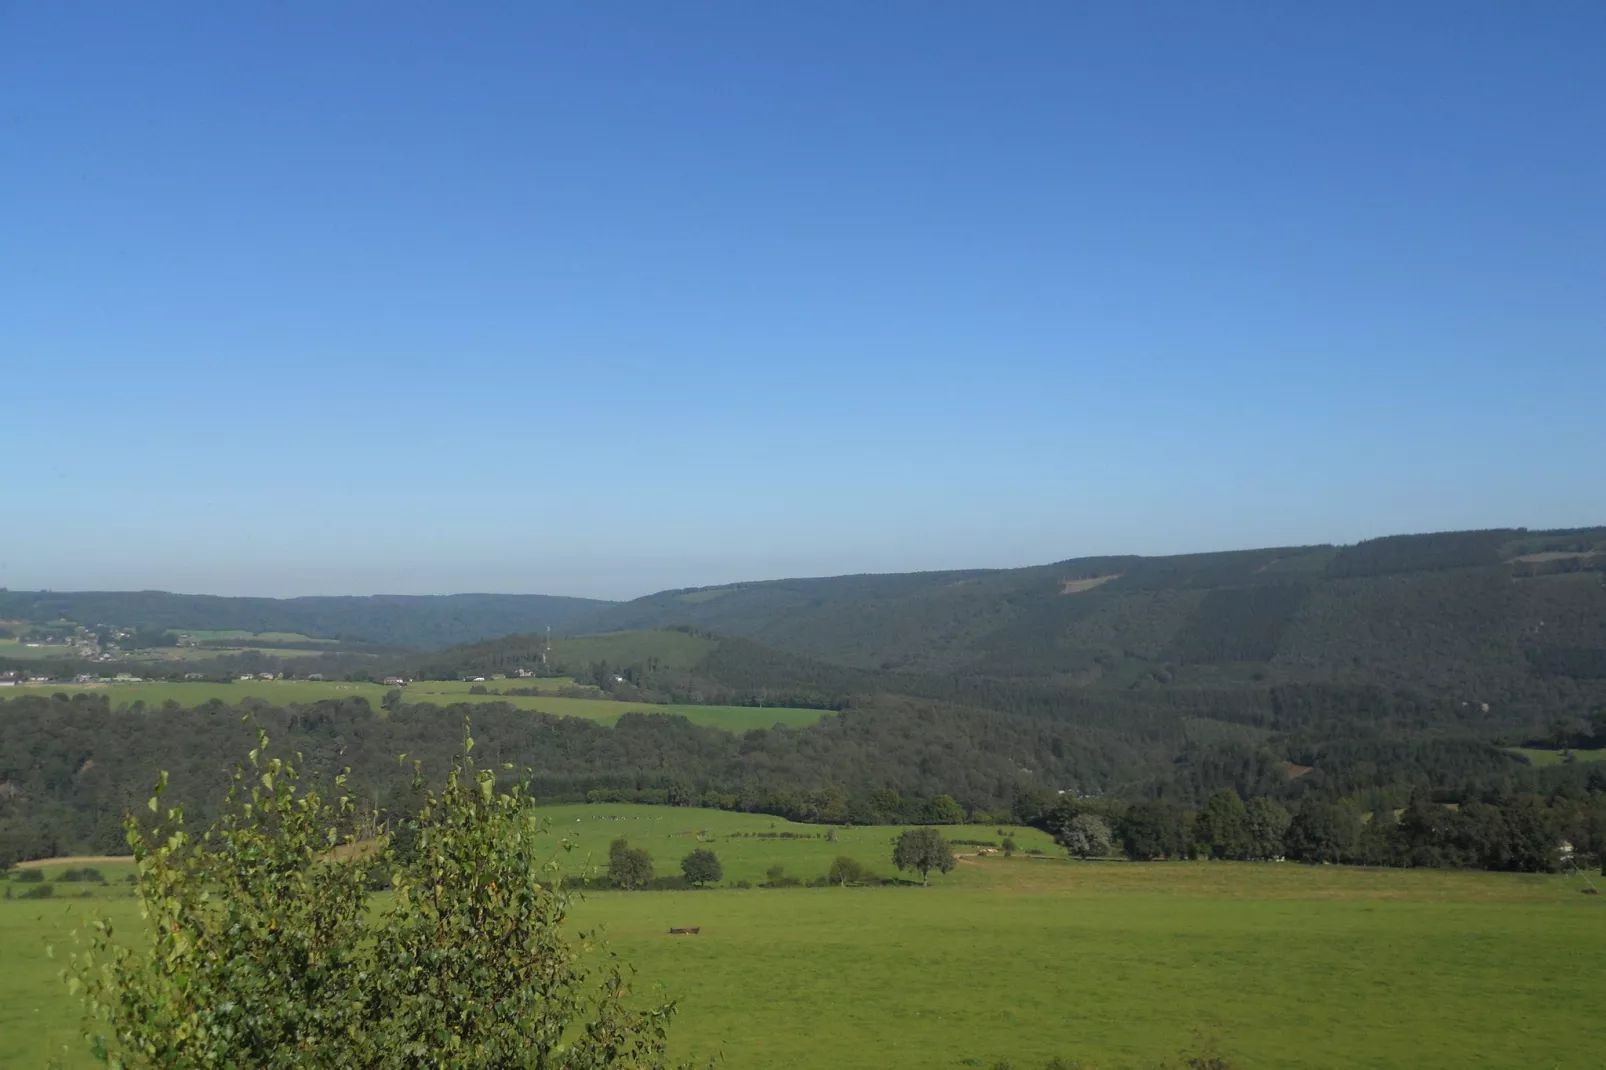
left=6, top=525, right=1603, bottom=671
left=575, top=527, right=1606, bottom=695
left=0, top=591, right=614, bottom=649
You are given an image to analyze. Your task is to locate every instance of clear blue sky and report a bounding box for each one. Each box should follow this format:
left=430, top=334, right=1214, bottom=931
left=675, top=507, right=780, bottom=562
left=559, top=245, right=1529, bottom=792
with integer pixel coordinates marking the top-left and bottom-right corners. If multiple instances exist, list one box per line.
left=3, top=3, right=1602, bottom=600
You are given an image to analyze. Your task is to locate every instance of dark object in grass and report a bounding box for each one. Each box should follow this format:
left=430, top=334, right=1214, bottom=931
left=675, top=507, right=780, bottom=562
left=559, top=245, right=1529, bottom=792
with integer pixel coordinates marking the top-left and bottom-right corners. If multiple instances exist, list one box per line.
left=667, top=926, right=701, bottom=935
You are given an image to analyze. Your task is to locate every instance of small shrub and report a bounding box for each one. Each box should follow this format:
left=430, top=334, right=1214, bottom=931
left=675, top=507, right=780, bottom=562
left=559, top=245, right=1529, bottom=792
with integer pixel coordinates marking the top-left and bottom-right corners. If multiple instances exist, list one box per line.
left=15, top=870, right=43, bottom=883
left=762, top=865, right=800, bottom=888
left=731, top=879, right=752, bottom=889
left=1177, top=1039, right=1233, bottom=1070
left=827, top=855, right=868, bottom=886
left=1025, top=847, right=1044, bottom=856
left=19, top=883, right=54, bottom=900
left=1002, top=837, right=1017, bottom=856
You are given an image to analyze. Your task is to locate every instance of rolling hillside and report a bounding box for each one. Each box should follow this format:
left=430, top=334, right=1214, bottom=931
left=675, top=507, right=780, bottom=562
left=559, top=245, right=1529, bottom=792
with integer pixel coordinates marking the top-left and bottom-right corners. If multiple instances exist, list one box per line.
left=575, top=528, right=1606, bottom=697
left=6, top=526, right=1603, bottom=698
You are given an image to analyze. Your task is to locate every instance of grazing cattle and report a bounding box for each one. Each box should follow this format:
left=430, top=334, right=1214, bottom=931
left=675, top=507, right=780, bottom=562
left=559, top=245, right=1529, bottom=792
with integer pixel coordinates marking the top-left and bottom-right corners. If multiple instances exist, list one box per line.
left=667, top=926, right=701, bottom=935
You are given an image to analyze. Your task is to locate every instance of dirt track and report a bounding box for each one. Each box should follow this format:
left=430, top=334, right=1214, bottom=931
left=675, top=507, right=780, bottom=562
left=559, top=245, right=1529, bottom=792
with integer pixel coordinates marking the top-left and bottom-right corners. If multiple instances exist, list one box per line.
left=14, top=855, right=133, bottom=869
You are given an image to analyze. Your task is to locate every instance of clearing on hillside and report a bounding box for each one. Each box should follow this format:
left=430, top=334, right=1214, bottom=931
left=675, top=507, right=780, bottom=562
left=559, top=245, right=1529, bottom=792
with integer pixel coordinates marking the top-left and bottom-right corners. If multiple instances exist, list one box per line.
left=1060, top=574, right=1120, bottom=594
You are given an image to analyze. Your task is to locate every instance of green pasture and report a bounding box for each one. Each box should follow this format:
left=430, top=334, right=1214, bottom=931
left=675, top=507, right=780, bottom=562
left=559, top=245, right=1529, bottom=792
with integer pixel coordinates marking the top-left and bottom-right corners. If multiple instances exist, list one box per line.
left=29, top=680, right=390, bottom=707
left=4, top=828, right=1602, bottom=1069
left=0, top=638, right=76, bottom=660
left=572, top=867, right=1603, bottom=1070
left=415, top=676, right=593, bottom=696
left=141, top=645, right=332, bottom=661
left=178, top=630, right=333, bottom=643
left=551, top=630, right=716, bottom=671
left=1512, top=747, right=1606, bottom=766
left=535, top=803, right=1055, bottom=884
left=10, top=680, right=827, bottom=731
left=493, top=697, right=823, bottom=730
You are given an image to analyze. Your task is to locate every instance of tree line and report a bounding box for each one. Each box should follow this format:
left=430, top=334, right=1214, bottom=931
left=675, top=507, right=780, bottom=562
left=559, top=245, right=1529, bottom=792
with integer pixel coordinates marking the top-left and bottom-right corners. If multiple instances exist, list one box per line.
left=1026, top=786, right=1606, bottom=874
left=4, top=690, right=1605, bottom=878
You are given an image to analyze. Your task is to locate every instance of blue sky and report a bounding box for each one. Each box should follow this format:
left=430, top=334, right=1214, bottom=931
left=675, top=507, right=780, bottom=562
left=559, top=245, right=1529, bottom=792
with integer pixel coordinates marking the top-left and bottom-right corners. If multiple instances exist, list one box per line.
left=3, top=3, right=1603, bottom=600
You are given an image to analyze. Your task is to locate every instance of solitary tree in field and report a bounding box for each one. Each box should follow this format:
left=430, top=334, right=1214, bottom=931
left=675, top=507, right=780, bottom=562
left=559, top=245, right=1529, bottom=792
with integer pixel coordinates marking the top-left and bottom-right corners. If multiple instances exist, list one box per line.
left=680, top=848, right=722, bottom=888
left=892, top=827, right=956, bottom=884
left=609, top=837, right=656, bottom=889
left=1057, top=813, right=1113, bottom=860
left=827, top=855, right=867, bottom=886
left=71, top=730, right=679, bottom=1069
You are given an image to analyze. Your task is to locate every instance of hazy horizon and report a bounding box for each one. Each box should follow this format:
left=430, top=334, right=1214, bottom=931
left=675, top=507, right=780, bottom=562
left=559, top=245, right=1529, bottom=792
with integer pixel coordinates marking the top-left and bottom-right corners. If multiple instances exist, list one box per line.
left=5, top=519, right=1603, bottom=602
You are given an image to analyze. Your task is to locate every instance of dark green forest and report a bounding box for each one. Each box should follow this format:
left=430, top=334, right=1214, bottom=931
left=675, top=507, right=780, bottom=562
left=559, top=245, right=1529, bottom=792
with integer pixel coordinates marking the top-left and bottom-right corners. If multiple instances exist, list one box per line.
left=3, top=689, right=1603, bottom=874
left=574, top=527, right=1606, bottom=690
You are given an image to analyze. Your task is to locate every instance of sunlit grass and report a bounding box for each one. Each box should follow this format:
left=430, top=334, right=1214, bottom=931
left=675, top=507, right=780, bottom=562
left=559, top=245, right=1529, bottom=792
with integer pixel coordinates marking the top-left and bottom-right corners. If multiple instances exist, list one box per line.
left=4, top=804, right=1601, bottom=1069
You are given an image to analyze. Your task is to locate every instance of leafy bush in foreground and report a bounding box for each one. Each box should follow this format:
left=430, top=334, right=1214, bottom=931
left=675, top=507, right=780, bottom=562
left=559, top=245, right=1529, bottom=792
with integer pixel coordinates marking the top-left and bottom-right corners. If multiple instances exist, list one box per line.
left=70, top=730, right=681, bottom=1069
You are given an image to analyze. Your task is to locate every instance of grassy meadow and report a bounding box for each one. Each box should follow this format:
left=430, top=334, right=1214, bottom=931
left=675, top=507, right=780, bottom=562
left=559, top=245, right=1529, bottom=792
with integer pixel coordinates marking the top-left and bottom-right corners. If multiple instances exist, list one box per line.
left=550, top=629, right=716, bottom=670
left=176, top=630, right=333, bottom=643
left=14, top=679, right=827, bottom=731
left=0, top=637, right=78, bottom=661
left=3, top=805, right=1603, bottom=1069
left=535, top=802, right=1058, bottom=884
